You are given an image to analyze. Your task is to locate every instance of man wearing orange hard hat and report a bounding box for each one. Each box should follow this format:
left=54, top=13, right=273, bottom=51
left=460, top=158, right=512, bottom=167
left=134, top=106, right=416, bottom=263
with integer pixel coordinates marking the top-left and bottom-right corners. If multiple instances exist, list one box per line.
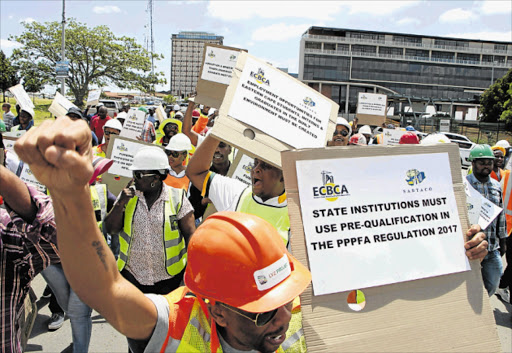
left=14, top=117, right=489, bottom=353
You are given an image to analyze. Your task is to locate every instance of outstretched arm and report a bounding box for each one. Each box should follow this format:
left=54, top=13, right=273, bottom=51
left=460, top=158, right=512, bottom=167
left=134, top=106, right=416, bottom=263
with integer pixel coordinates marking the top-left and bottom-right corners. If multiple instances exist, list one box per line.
left=182, top=101, right=200, bottom=146
left=14, top=118, right=157, bottom=340
left=0, top=165, right=37, bottom=223
left=186, top=134, right=220, bottom=192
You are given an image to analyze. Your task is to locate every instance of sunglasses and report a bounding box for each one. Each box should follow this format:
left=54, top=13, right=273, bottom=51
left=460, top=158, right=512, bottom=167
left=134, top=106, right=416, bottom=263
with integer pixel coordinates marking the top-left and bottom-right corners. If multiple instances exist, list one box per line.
left=165, top=150, right=186, bottom=158
left=133, top=171, right=157, bottom=179
left=104, top=130, right=120, bottom=136
left=165, top=124, right=179, bottom=131
left=219, top=303, right=279, bottom=327
left=333, top=130, right=349, bottom=137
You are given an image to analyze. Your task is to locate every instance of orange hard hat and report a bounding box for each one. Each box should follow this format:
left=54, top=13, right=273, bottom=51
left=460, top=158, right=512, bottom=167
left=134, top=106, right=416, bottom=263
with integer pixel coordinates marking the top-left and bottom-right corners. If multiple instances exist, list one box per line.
left=184, top=211, right=311, bottom=313
left=399, top=132, right=419, bottom=145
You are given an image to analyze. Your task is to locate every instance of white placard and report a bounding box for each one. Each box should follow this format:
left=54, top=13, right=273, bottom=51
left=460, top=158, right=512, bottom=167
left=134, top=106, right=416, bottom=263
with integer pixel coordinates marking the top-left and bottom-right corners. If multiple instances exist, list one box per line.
left=8, top=84, right=35, bottom=111
left=2, top=137, right=17, bottom=154
left=3, top=130, right=26, bottom=138
left=201, top=46, right=240, bottom=85
left=382, top=128, right=407, bottom=145
left=227, top=56, right=331, bottom=149
left=230, top=154, right=253, bottom=187
left=356, top=92, right=387, bottom=116
left=19, top=163, right=46, bottom=192
left=119, top=109, right=146, bottom=140
left=464, top=179, right=503, bottom=229
left=296, top=152, right=469, bottom=295
left=87, top=89, right=102, bottom=106
left=108, top=138, right=149, bottom=178
left=439, top=119, right=450, bottom=133
left=49, top=92, right=77, bottom=117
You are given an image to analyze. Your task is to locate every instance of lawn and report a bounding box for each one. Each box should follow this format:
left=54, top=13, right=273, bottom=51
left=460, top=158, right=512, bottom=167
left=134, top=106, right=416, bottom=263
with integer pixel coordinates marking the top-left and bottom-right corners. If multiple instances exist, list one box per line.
left=4, top=97, right=54, bottom=127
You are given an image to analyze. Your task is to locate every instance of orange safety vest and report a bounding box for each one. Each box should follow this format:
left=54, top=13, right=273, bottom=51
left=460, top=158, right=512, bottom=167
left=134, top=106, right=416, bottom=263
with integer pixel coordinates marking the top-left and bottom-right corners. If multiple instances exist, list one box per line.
left=491, top=168, right=504, bottom=182
left=501, top=170, right=512, bottom=236
left=164, top=174, right=190, bottom=192
left=160, top=287, right=305, bottom=353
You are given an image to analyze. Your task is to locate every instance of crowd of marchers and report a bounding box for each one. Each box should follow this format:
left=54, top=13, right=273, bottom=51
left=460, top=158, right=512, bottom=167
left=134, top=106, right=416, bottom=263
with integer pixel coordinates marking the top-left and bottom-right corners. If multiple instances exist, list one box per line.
left=1, top=99, right=510, bottom=353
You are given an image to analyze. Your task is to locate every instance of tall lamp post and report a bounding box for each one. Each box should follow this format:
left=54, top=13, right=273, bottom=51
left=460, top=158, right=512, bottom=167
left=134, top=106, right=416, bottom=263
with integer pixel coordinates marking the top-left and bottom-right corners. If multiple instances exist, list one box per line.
left=61, top=0, right=66, bottom=95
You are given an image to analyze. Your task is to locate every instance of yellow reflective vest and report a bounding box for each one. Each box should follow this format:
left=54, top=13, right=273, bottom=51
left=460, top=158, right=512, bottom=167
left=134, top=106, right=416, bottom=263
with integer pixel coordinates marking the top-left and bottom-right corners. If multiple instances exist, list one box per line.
left=117, top=187, right=187, bottom=276
left=235, top=187, right=290, bottom=246
left=90, top=184, right=107, bottom=230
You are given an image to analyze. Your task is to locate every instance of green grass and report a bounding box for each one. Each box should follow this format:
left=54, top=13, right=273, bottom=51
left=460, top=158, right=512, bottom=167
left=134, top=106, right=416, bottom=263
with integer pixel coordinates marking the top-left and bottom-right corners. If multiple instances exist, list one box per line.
left=4, top=97, right=54, bottom=126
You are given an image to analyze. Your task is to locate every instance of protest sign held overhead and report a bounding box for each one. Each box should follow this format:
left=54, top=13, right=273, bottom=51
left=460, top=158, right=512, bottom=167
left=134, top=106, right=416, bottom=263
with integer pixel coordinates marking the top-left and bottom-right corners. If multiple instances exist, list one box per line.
left=212, top=52, right=338, bottom=167
left=195, top=44, right=246, bottom=109
left=281, top=143, right=500, bottom=352
left=8, top=84, right=35, bottom=111
left=49, top=92, right=78, bottom=117
left=119, top=108, right=146, bottom=140
left=382, top=128, right=407, bottom=145
left=227, top=152, right=253, bottom=187
left=356, top=92, right=387, bottom=126
left=86, top=89, right=102, bottom=106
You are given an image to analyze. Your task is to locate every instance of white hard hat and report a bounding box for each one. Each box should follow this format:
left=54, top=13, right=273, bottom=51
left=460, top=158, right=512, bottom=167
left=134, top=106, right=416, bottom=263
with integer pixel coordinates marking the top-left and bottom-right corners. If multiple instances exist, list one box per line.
left=421, top=133, right=450, bottom=145
left=21, top=106, right=35, bottom=119
left=496, top=140, right=511, bottom=149
left=173, top=104, right=180, bottom=111
left=129, top=146, right=170, bottom=171
left=336, top=117, right=352, bottom=135
left=103, top=119, right=123, bottom=132
left=175, top=111, right=184, bottom=118
left=359, top=125, right=372, bottom=135
left=165, top=133, right=192, bottom=152
left=208, top=108, right=216, bottom=117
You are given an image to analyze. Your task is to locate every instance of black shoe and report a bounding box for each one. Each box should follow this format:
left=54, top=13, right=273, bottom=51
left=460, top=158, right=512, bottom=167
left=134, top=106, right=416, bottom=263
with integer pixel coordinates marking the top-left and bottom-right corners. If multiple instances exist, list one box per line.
left=48, top=313, right=65, bottom=331
left=41, top=285, right=52, bottom=299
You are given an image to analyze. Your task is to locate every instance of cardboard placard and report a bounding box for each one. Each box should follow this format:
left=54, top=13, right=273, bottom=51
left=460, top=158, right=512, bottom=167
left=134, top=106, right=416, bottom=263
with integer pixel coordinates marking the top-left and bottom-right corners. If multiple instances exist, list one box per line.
left=356, top=92, right=387, bottom=126
left=211, top=52, right=338, bottom=168
left=281, top=144, right=500, bottom=352
left=156, top=105, right=166, bottom=123
left=48, top=92, right=78, bottom=117
left=195, top=44, right=247, bottom=109
left=104, top=135, right=161, bottom=196
left=19, top=163, right=46, bottom=193
left=87, top=89, right=102, bottom=106
left=0, top=148, right=4, bottom=166
left=2, top=136, right=21, bottom=152
left=382, top=128, right=406, bottom=145
left=464, top=179, right=502, bottom=229
left=119, top=109, right=146, bottom=140
left=226, top=152, right=253, bottom=187
left=8, top=84, right=35, bottom=111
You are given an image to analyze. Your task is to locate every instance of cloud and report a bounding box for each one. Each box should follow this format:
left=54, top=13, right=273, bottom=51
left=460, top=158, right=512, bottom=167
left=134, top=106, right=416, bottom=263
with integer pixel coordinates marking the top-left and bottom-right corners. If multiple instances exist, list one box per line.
left=345, top=1, right=420, bottom=15
left=208, top=1, right=345, bottom=21
left=396, top=17, right=421, bottom=26
left=92, top=5, right=121, bottom=14
left=8, top=15, right=13, bottom=20
left=252, top=23, right=310, bottom=41
left=19, top=17, right=35, bottom=23
left=439, top=8, right=476, bottom=23
left=445, top=31, right=512, bottom=42
left=478, top=0, right=512, bottom=15
left=1, top=39, right=22, bottom=49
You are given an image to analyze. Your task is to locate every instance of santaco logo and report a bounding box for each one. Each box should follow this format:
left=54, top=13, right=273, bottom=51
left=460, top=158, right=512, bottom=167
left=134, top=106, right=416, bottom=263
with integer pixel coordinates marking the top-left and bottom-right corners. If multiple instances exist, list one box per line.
left=257, top=275, right=267, bottom=285
left=303, top=97, right=316, bottom=107
left=117, top=143, right=128, bottom=152
left=406, top=169, right=426, bottom=186
left=129, top=113, right=137, bottom=121
left=229, top=54, right=237, bottom=61
left=208, top=50, right=215, bottom=58
left=250, top=68, right=270, bottom=85
left=312, top=171, right=350, bottom=202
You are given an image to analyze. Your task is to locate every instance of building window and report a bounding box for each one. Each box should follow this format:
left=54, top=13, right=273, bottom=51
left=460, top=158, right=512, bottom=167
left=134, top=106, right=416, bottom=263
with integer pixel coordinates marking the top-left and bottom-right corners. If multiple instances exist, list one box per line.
left=379, top=47, right=403, bottom=56
left=405, top=49, right=429, bottom=59
left=324, top=43, right=336, bottom=50
left=494, top=44, right=507, bottom=51
left=431, top=51, right=454, bottom=61
left=457, top=53, right=480, bottom=63
left=305, top=41, right=321, bottom=50
left=393, top=35, right=422, bottom=45
left=352, top=44, right=376, bottom=53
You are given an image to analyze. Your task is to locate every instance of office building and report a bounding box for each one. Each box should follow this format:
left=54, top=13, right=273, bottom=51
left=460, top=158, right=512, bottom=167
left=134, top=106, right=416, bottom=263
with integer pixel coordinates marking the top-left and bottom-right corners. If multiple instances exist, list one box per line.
left=170, top=31, right=224, bottom=97
left=299, top=27, right=512, bottom=117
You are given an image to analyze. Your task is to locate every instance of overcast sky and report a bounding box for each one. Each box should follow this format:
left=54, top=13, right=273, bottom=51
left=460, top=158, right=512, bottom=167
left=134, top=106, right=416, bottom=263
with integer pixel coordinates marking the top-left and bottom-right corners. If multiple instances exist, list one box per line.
left=1, top=0, right=511, bottom=93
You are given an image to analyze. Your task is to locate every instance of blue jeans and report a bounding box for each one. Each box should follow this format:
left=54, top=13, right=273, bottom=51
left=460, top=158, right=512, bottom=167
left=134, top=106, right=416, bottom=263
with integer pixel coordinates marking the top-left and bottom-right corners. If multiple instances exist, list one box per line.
left=481, top=249, right=503, bottom=297
left=41, top=264, right=92, bottom=353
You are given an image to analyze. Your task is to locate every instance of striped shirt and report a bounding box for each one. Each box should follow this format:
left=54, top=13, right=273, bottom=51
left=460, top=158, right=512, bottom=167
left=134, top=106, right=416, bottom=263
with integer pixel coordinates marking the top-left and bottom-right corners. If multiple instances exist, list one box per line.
left=1, top=186, right=59, bottom=353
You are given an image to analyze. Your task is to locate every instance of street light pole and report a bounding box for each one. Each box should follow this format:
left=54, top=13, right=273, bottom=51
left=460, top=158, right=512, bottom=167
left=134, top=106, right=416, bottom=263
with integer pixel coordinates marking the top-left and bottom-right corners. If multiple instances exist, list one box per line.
left=61, top=0, right=66, bottom=96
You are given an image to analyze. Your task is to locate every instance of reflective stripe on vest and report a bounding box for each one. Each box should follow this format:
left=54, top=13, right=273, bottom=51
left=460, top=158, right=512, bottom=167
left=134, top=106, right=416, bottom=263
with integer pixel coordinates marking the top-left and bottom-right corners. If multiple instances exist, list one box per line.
left=502, top=171, right=512, bottom=236
left=90, top=184, right=107, bottom=231
left=162, top=292, right=306, bottom=353
left=117, top=187, right=187, bottom=275
left=235, top=187, right=290, bottom=246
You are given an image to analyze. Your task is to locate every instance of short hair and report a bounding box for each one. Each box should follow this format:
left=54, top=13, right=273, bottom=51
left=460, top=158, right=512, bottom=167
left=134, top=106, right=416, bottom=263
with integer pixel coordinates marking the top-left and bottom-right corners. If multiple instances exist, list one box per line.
left=2, top=103, right=11, bottom=109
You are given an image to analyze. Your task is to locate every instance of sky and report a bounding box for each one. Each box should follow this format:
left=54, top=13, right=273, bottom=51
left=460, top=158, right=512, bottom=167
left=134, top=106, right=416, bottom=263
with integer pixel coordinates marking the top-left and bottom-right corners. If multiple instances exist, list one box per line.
left=1, top=0, right=511, bottom=93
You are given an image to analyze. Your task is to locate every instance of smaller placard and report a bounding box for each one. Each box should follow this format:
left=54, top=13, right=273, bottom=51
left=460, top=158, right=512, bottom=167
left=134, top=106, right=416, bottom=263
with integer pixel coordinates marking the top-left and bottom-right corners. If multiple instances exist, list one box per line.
left=49, top=92, right=77, bottom=117
left=356, top=92, right=387, bottom=126
left=382, top=128, right=407, bottom=145
left=227, top=152, right=253, bottom=187
left=106, top=135, right=159, bottom=178
left=8, top=84, right=35, bottom=111
left=19, top=163, right=46, bottom=193
left=119, top=109, right=146, bottom=140
left=87, top=89, right=102, bottom=106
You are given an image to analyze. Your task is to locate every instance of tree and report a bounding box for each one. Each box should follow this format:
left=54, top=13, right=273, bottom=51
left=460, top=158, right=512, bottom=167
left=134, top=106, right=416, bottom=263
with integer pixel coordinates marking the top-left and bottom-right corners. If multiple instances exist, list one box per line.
left=0, top=50, right=20, bottom=102
left=10, top=19, right=166, bottom=107
left=479, top=68, right=512, bottom=123
left=163, top=94, right=177, bottom=104
left=500, top=83, right=512, bottom=126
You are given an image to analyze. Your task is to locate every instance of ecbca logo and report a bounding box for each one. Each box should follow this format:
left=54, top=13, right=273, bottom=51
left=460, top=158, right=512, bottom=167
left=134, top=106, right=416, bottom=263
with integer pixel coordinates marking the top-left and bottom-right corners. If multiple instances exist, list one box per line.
left=250, top=68, right=270, bottom=86
left=312, top=171, right=350, bottom=202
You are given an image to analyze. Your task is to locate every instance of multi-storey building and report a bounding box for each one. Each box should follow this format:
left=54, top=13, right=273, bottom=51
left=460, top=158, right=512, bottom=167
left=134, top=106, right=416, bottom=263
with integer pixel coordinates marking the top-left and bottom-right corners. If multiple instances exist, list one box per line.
left=299, top=27, right=512, bottom=117
left=170, top=31, right=223, bottom=97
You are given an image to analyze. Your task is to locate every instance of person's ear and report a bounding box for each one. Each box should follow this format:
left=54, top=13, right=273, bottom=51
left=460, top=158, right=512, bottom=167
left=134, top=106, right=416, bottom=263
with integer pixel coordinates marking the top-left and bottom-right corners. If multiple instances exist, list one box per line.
left=209, top=303, right=229, bottom=328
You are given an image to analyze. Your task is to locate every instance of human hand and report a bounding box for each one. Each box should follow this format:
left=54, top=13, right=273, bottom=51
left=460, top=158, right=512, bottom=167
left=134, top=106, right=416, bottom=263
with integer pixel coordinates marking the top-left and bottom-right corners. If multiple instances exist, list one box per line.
left=14, top=117, right=93, bottom=194
left=464, top=225, right=488, bottom=261
left=118, top=179, right=136, bottom=207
